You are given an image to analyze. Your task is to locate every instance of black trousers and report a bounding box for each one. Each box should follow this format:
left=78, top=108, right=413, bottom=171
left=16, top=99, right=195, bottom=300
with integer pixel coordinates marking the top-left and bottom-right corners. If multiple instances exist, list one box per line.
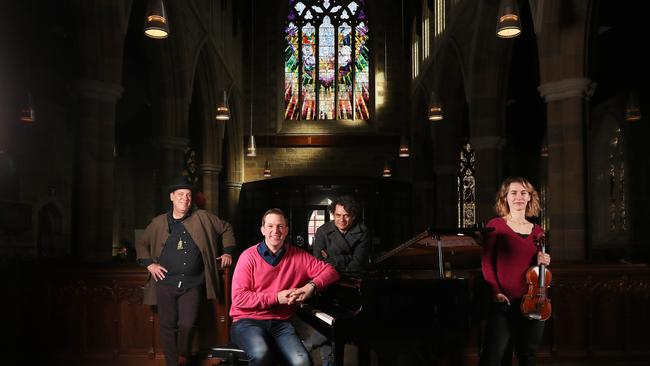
left=479, top=300, right=545, bottom=366
left=156, top=284, right=202, bottom=366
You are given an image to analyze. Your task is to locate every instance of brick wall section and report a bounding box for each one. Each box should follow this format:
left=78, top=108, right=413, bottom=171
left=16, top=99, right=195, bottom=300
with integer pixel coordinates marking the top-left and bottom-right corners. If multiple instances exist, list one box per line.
left=243, top=147, right=405, bottom=182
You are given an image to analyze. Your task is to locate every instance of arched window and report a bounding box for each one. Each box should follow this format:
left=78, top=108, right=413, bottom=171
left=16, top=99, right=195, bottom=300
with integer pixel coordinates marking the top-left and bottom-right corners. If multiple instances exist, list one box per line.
left=608, top=128, right=627, bottom=232
left=458, top=143, right=476, bottom=228
left=284, top=0, right=370, bottom=121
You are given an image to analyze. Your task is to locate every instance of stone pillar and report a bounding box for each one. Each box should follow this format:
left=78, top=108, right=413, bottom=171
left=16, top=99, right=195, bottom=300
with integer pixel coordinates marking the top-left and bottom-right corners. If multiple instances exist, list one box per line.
left=433, top=164, right=458, bottom=227
left=471, top=135, right=505, bottom=222
left=223, top=180, right=242, bottom=224
left=151, top=136, right=189, bottom=213
left=72, top=79, right=123, bottom=262
left=200, top=162, right=222, bottom=213
left=70, top=0, right=128, bottom=261
left=538, top=78, right=595, bottom=261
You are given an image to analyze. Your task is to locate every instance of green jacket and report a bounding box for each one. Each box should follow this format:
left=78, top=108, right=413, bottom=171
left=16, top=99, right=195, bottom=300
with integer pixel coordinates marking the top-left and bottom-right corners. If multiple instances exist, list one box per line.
left=135, top=209, right=236, bottom=305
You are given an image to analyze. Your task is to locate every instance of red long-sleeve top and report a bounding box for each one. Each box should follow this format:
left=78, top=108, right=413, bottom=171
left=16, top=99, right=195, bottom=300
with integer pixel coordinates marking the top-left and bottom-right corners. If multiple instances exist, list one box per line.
left=481, top=217, right=543, bottom=301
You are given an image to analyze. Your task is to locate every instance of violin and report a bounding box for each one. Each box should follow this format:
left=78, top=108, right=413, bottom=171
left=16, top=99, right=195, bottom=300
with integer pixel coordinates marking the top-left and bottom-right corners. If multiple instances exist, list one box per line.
left=520, top=234, right=552, bottom=321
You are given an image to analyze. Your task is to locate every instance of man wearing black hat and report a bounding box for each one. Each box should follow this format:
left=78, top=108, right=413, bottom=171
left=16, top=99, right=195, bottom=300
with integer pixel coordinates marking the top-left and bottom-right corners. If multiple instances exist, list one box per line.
left=136, top=176, right=236, bottom=366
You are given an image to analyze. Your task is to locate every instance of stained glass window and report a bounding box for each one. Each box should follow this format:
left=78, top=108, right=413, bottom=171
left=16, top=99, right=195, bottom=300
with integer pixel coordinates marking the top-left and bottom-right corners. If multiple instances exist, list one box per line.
left=608, top=128, right=627, bottom=232
left=285, top=0, right=370, bottom=121
left=458, top=143, right=476, bottom=228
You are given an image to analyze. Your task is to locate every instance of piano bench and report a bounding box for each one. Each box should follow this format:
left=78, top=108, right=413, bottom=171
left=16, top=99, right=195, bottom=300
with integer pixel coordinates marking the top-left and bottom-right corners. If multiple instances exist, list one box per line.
left=207, top=343, right=301, bottom=366
left=207, top=347, right=250, bottom=365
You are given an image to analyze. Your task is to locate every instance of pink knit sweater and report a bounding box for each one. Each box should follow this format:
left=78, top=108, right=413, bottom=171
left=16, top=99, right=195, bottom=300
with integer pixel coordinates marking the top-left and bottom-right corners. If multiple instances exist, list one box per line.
left=230, top=243, right=340, bottom=322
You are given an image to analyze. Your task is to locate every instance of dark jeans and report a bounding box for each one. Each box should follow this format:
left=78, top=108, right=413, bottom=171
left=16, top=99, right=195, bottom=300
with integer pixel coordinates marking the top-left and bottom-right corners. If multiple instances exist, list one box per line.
left=156, top=284, right=201, bottom=366
left=231, top=318, right=312, bottom=366
left=479, top=300, right=545, bottom=366
left=303, top=330, right=332, bottom=366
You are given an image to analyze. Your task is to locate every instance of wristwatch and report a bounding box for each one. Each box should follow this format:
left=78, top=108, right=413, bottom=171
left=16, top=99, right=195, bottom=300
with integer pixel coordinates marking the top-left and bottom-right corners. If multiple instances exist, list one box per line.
left=307, top=280, right=317, bottom=292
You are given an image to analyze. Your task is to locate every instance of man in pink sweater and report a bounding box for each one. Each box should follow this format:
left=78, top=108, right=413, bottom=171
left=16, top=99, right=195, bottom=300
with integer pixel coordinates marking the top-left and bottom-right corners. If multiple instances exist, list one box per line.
left=230, top=208, right=340, bottom=366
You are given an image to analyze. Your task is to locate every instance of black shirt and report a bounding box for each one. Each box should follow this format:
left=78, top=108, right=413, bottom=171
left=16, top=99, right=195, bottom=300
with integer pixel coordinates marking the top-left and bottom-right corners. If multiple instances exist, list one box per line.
left=158, top=210, right=204, bottom=289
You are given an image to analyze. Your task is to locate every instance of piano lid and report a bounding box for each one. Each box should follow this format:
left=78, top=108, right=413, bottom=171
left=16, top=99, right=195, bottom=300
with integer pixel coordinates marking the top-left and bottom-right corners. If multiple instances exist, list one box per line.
left=373, top=227, right=492, bottom=269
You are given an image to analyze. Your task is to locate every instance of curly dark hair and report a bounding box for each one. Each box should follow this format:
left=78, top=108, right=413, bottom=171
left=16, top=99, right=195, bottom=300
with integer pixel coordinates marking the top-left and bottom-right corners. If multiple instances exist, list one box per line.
left=329, top=195, right=360, bottom=218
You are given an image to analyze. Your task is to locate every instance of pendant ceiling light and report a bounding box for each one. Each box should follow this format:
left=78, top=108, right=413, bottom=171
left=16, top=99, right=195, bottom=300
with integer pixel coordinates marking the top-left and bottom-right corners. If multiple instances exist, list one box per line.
left=144, top=0, right=170, bottom=39
left=427, top=91, right=443, bottom=121
left=215, top=90, right=230, bottom=121
left=246, top=104, right=257, bottom=157
left=246, top=0, right=257, bottom=157
left=625, top=91, right=641, bottom=122
left=382, top=160, right=392, bottom=177
left=399, top=136, right=410, bottom=158
left=496, top=0, right=521, bottom=38
left=20, top=92, right=36, bottom=124
left=263, top=160, right=271, bottom=178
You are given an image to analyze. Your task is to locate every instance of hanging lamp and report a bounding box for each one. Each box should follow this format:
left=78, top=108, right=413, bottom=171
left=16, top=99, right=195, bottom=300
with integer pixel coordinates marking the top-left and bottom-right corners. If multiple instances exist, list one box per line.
left=263, top=160, right=272, bottom=177
left=144, top=0, right=170, bottom=39
left=246, top=103, right=257, bottom=157
left=246, top=0, right=258, bottom=157
left=496, top=0, right=521, bottom=38
left=20, top=92, right=36, bottom=124
left=427, top=91, right=443, bottom=121
left=399, top=136, right=410, bottom=158
left=382, top=160, right=392, bottom=177
left=215, top=90, right=230, bottom=120
left=625, top=91, right=641, bottom=122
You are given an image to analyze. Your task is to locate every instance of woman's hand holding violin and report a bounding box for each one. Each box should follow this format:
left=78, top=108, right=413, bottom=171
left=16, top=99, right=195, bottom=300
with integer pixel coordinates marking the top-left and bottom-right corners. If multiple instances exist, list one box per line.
left=537, top=252, right=551, bottom=266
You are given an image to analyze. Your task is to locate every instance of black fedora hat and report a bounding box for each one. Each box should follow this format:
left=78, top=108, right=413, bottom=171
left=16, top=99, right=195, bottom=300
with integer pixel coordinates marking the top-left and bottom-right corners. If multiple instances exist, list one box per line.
left=167, top=176, right=195, bottom=194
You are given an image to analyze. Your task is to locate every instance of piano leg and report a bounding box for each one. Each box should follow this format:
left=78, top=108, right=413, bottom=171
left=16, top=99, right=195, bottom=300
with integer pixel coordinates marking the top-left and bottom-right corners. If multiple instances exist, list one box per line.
left=358, top=344, right=371, bottom=366
left=333, top=341, right=345, bottom=366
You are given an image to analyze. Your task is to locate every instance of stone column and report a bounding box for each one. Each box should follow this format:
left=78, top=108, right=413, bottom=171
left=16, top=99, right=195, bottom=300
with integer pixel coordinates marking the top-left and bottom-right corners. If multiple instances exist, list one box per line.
left=433, top=164, right=458, bottom=228
left=471, top=135, right=505, bottom=222
left=72, top=79, right=123, bottom=262
left=70, top=0, right=128, bottom=262
left=200, top=162, right=222, bottom=213
left=223, top=180, right=242, bottom=225
left=538, top=78, right=596, bottom=261
left=151, top=136, right=189, bottom=212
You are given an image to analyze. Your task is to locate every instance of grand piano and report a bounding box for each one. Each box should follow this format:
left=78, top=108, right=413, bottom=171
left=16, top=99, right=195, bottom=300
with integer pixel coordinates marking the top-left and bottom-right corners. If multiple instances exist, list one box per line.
left=297, top=227, right=491, bottom=366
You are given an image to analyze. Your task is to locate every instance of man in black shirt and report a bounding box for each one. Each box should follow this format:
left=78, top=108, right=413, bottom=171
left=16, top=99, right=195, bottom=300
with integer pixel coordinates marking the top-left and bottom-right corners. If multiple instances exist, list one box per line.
left=136, top=177, right=236, bottom=366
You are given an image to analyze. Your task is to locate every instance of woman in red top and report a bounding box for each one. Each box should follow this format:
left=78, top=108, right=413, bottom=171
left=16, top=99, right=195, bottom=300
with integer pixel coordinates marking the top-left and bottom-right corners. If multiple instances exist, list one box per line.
left=480, top=177, right=551, bottom=366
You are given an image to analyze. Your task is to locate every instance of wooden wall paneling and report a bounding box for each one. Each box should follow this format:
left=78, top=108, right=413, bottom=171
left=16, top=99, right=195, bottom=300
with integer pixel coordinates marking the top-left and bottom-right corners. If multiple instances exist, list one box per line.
left=85, top=282, right=118, bottom=359
left=625, top=275, right=650, bottom=355
left=117, top=282, right=151, bottom=358
left=591, top=276, right=627, bottom=356
left=18, top=281, right=47, bottom=359
left=4, top=260, right=650, bottom=364
left=550, top=276, right=590, bottom=359
left=51, top=280, right=86, bottom=359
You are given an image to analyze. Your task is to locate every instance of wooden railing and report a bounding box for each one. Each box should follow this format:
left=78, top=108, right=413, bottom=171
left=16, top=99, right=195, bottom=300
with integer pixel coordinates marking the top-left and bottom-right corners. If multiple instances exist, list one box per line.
left=2, top=261, right=649, bottom=364
left=1, top=261, right=231, bottom=364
